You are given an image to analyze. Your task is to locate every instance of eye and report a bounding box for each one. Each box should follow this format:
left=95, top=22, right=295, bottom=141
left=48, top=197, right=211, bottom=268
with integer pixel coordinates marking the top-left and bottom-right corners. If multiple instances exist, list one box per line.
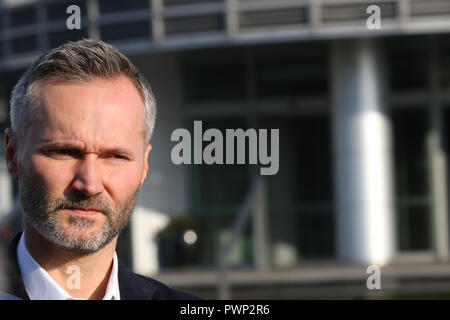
left=110, top=154, right=128, bottom=160
left=59, top=150, right=76, bottom=155
left=47, top=149, right=81, bottom=158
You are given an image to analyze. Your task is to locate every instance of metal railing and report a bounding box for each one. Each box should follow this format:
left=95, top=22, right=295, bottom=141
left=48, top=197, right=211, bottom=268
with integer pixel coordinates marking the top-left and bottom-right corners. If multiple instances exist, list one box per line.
left=1, top=0, right=450, bottom=70
left=216, top=174, right=268, bottom=300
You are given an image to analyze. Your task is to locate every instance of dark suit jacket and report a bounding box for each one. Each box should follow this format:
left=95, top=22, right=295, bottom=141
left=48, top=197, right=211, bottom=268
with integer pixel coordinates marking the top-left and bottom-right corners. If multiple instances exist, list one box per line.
left=4, top=232, right=201, bottom=300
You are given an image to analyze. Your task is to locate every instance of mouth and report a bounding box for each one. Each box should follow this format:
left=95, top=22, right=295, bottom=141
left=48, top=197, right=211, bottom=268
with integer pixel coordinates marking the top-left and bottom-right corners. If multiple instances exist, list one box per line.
left=65, top=208, right=102, bottom=217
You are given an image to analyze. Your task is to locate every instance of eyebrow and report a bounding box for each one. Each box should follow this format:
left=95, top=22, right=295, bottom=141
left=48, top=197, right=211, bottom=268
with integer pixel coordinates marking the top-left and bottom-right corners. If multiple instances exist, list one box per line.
left=36, top=142, right=135, bottom=158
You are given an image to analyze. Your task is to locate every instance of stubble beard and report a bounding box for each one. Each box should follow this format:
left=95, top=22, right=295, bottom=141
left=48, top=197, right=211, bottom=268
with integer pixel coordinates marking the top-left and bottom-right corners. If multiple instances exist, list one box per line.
left=18, top=165, right=139, bottom=255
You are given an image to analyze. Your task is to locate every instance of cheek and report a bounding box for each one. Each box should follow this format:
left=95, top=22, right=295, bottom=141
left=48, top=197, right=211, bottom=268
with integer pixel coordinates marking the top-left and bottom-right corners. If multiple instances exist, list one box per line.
left=25, top=155, right=74, bottom=196
left=22, top=151, right=145, bottom=203
left=104, top=164, right=143, bottom=198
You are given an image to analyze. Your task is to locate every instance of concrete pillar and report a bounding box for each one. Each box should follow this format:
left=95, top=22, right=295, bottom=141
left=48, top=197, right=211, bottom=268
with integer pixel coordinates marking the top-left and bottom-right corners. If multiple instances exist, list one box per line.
left=128, top=53, right=188, bottom=274
left=252, top=177, right=269, bottom=270
left=132, top=52, right=188, bottom=215
left=0, top=85, right=12, bottom=218
left=331, top=38, right=396, bottom=265
left=151, top=0, right=165, bottom=42
left=427, top=36, right=449, bottom=261
left=0, top=161, right=12, bottom=218
left=131, top=206, right=169, bottom=275
left=87, top=0, right=100, bottom=40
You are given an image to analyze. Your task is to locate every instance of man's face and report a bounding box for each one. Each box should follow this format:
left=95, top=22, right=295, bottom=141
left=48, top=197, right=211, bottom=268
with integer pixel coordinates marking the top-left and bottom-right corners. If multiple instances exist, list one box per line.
left=9, top=76, right=151, bottom=253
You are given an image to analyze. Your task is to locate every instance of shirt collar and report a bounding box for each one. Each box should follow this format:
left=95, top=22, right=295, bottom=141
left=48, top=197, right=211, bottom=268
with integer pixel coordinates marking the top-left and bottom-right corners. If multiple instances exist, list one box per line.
left=17, top=232, right=120, bottom=300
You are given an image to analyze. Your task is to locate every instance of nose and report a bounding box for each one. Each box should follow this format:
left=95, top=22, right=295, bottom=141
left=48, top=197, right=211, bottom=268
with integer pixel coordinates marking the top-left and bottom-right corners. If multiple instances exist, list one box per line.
left=71, top=155, right=104, bottom=197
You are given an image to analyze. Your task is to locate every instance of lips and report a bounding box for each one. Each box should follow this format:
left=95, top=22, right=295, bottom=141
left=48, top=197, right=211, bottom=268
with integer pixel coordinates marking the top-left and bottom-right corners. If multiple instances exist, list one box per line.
left=66, top=208, right=102, bottom=216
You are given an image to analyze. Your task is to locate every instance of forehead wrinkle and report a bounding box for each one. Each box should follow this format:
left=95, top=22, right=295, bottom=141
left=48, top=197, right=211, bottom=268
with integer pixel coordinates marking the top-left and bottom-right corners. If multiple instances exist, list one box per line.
left=31, top=117, right=140, bottom=158
left=37, top=137, right=135, bottom=155
left=35, top=106, right=127, bottom=151
left=33, top=77, right=145, bottom=151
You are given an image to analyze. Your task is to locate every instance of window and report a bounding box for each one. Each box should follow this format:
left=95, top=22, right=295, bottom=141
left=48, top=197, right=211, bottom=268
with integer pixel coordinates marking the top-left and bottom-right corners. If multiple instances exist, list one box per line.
left=100, top=21, right=151, bottom=42
left=10, top=5, right=37, bottom=27
left=182, top=48, right=246, bottom=103
left=387, top=36, right=428, bottom=90
left=164, top=14, right=225, bottom=36
left=254, top=42, right=328, bottom=98
left=189, top=118, right=252, bottom=267
left=164, top=0, right=222, bottom=6
left=98, top=0, right=149, bottom=14
left=48, top=29, right=89, bottom=48
left=261, top=114, right=334, bottom=264
left=392, top=107, right=432, bottom=251
left=11, top=35, right=38, bottom=54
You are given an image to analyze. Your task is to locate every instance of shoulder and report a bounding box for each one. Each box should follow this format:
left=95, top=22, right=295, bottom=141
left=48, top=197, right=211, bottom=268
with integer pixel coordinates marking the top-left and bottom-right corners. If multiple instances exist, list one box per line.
left=0, top=292, right=22, bottom=300
left=118, top=261, right=201, bottom=300
left=132, top=272, right=201, bottom=300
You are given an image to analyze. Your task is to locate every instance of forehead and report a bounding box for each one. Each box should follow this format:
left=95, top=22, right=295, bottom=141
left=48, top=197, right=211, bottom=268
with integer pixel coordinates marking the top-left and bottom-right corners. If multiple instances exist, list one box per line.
left=29, top=76, right=145, bottom=150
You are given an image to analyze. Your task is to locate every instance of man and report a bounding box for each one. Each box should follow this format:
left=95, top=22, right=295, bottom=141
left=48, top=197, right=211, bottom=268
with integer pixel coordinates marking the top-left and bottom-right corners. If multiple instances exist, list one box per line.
left=2, top=39, right=199, bottom=300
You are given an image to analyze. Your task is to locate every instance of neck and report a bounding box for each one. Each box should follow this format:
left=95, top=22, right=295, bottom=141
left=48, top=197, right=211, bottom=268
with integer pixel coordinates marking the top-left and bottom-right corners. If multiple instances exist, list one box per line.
left=23, top=223, right=117, bottom=300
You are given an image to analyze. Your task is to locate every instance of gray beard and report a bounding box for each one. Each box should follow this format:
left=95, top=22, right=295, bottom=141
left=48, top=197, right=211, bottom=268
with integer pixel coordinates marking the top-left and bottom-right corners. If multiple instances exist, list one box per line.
left=19, top=164, right=139, bottom=254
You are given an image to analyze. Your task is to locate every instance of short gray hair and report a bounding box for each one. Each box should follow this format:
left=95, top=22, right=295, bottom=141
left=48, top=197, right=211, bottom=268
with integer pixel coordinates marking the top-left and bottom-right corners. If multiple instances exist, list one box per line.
left=10, top=39, right=156, bottom=145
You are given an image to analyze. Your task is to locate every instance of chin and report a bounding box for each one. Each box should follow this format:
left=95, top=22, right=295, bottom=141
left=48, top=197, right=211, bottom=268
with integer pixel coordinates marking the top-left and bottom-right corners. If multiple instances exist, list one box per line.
left=51, top=223, right=109, bottom=252
left=60, top=234, right=109, bottom=253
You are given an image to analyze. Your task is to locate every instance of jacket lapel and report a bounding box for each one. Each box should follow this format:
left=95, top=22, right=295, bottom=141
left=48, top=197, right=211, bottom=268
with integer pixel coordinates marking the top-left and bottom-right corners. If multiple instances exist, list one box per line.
left=5, top=232, right=30, bottom=300
left=5, top=232, right=157, bottom=300
left=117, top=260, right=157, bottom=300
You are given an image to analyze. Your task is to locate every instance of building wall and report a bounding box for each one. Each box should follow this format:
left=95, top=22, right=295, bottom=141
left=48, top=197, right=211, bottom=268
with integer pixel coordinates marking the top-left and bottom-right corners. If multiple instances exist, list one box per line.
left=131, top=52, right=188, bottom=217
left=0, top=17, right=450, bottom=280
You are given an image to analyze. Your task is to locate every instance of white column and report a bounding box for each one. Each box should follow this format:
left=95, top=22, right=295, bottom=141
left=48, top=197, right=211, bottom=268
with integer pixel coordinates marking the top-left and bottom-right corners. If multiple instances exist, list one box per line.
left=0, top=161, right=12, bottom=218
left=0, top=86, right=12, bottom=218
left=427, top=36, right=449, bottom=261
left=151, top=0, right=165, bottom=42
left=252, top=177, right=269, bottom=270
left=131, top=207, right=169, bottom=275
left=226, top=0, right=239, bottom=36
left=331, top=38, right=396, bottom=266
left=87, top=0, right=100, bottom=40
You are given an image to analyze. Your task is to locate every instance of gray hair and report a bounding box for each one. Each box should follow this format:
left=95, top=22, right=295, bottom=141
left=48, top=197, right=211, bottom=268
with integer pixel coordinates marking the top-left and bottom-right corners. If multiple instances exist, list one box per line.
left=9, top=39, right=156, bottom=145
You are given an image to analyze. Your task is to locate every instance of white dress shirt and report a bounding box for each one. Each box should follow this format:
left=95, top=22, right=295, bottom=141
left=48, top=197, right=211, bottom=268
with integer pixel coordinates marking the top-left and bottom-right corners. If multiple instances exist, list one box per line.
left=17, top=232, right=120, bottom=300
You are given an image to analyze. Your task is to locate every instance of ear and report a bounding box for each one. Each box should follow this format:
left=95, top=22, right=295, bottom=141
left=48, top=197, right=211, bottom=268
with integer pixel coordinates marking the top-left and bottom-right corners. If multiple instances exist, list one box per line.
left=4, top=128, right=19, bottom=180
left=140, top=144, right=152, bottom=187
